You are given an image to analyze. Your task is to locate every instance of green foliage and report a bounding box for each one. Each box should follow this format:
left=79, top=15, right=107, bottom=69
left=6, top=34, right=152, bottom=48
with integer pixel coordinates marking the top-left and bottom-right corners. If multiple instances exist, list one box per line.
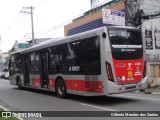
left=0, top=107, right=18, bottom=120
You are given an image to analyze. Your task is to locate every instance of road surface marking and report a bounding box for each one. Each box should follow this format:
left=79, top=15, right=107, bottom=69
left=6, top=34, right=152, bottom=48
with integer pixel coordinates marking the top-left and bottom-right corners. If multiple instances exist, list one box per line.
left=0, top=105, right=9, bottom=111
left=23, top=91, right=33, bottom=94
left=113, top=94, right=160, bottom=102
left=0, top=105, right=24, bottom=120
left=80, top=103, right=118, bottom=111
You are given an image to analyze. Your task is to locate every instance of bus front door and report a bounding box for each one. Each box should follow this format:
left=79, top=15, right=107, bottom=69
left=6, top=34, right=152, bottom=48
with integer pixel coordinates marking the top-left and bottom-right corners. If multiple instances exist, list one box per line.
left=23, top=55, right=30, bottom=86
left=40, top=50, right=49, bottom=88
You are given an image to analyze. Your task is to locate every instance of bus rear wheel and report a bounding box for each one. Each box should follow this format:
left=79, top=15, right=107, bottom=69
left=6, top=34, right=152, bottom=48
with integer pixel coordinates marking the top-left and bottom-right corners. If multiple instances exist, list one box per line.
left=56, top=79, right=67, bottom=98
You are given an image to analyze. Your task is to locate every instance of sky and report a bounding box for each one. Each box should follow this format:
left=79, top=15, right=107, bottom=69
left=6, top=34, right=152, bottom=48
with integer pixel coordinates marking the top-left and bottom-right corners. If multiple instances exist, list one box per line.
left=0, top=0, right=110, bottom=52
left=0, top=0, right=91, bottom=52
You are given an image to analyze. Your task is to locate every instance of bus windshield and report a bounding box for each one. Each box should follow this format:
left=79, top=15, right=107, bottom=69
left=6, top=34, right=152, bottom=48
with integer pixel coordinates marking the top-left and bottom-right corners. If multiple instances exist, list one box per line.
left=109, top=29, right=142, bottom=48
left=108, top=28, right=143, bottom=60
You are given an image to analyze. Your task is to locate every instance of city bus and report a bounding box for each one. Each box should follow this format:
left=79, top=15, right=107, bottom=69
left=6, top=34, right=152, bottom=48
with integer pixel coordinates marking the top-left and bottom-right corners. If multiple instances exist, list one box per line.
left=9, top=26, right=148, bottom=98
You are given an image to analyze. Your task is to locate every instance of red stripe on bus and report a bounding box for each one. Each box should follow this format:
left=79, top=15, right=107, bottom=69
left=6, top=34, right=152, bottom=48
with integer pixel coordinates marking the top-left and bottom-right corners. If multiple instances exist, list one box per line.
left=33, top=78, right=102, bottom=93
left=65, top=80, right=103, bottom=93
left=33, top=78, right=41, bottom=86
left=49, top=79, right=55, bottom=88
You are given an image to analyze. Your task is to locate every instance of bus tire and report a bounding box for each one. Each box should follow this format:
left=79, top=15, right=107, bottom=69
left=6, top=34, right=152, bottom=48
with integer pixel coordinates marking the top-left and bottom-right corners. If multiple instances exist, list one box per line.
left=56, top=79, right=67, bottom=98
left=17, top=77, right=22, bottom=90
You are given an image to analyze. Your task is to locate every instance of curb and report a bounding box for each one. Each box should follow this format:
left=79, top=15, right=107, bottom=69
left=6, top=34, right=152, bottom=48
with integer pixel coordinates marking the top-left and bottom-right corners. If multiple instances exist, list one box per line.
left=0, top=105, right=9, bottom=112
left=151, top=92, right=160, bottom=95
left=0, top=105, right=24, bottom=120
left=131, top=90, right=160, bottom=95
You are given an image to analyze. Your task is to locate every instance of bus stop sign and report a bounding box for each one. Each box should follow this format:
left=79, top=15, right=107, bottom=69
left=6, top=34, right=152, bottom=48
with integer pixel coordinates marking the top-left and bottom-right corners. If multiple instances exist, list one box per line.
left=102, top=9, right=125, bottom=26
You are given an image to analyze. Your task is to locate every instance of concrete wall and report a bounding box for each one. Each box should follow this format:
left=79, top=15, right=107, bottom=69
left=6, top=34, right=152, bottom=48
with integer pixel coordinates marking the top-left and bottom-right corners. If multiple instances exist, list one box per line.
left=148, top=62, right=160, bottom=87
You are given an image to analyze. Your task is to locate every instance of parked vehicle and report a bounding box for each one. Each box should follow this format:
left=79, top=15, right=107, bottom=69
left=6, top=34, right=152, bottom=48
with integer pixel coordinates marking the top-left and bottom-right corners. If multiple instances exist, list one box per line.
left=0, top=68, right=8, bottom=79
left=4, top=71, right=9, bottom=79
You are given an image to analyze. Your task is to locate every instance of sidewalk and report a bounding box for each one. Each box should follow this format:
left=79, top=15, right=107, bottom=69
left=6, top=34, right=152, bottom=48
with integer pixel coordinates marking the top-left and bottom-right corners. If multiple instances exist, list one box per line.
left=137, top=86, right=160, bottom=95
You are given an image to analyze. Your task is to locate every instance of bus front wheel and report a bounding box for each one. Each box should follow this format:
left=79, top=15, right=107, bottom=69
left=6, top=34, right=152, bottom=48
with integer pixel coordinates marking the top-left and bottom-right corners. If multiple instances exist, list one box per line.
left=56, top=79, right=67, bottom=98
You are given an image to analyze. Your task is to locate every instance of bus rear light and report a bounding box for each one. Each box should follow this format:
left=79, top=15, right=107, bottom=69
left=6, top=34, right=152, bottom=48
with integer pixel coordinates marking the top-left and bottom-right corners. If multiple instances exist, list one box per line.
left=138, top=85, right=142, bottom=88
left=143, top=60, right=147, bottom=78
left=119, top=88, right=122, bottom=91
left=106, top=62, right=114, bottom=82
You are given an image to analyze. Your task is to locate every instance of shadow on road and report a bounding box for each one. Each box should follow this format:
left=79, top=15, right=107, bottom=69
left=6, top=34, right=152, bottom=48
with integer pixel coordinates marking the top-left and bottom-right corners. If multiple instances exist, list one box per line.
left=69, top=95, right=137, bottom=106
left=13, top=87, right=138, bottom=106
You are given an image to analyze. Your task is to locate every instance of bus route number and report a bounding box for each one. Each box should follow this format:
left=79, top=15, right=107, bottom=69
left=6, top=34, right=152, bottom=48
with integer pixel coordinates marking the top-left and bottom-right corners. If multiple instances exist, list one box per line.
left=69, top=66, right=80, bottom=72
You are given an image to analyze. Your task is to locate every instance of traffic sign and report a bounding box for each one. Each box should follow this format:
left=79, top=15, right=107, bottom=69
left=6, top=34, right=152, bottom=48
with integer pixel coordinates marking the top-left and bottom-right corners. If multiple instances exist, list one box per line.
left=102, top=9, right=125, bottom=26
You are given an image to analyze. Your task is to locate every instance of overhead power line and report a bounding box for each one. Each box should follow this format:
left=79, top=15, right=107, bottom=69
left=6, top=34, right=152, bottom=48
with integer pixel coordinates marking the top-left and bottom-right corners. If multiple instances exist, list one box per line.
left=35, top=19, right=72, bottom=37
left=35, top=13, right=84, bottom=37
left=5, top=12, right=23, bottom=33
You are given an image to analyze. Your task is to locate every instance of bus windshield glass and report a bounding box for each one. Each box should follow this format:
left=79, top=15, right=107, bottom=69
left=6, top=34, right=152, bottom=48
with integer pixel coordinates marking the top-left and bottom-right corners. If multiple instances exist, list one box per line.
left=108, top=29, right=142, bottom=48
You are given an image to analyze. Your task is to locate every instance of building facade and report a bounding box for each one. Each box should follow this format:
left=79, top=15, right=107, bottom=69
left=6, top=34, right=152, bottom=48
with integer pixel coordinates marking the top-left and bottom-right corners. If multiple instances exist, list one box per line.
left=140, top=0, right=160, bottom=87
left=64, top=0, right=125, bottom=36
left=0, top=52, right=9, bottom=68
left=10, top=40, right=30, bottom=53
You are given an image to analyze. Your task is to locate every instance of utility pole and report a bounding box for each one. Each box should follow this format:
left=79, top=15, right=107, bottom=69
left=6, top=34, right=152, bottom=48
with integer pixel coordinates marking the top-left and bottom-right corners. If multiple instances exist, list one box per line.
left=21, top=6, right=35, bottom=45
left=91, top=0, right=99, bottom=9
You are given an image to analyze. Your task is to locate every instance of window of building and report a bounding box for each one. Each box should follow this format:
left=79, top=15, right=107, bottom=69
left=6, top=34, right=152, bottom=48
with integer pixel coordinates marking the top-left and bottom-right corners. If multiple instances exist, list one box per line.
left=150, top=64, right=160, bottom=78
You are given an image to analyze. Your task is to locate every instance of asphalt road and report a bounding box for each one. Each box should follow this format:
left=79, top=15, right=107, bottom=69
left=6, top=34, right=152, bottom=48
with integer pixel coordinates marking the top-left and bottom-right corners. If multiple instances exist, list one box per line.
left=0, top=79, right=160, bottom=120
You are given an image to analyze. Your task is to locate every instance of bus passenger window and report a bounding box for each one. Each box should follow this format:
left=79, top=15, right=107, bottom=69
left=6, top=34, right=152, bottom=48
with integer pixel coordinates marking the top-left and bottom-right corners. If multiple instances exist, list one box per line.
left=48, top=47, right=60, bottom=74
left=85, top=36, right=101, bottom=75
